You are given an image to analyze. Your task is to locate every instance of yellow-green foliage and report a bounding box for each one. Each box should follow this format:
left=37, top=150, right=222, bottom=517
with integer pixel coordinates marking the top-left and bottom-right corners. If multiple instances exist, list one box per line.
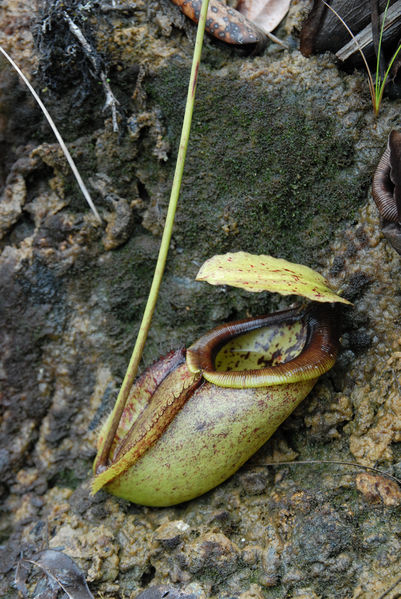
left=196, top=252, right=351, bottom=304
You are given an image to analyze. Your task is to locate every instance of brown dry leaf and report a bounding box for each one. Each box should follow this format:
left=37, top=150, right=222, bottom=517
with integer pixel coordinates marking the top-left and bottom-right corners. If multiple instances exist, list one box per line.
left=18, top=549, right=94, bottom=599
left=236, top=0, right=291, bottom=33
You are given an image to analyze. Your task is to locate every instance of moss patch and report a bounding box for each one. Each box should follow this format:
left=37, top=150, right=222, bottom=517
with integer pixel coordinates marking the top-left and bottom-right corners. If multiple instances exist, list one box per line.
left=145, top=63, right=369, bottom=266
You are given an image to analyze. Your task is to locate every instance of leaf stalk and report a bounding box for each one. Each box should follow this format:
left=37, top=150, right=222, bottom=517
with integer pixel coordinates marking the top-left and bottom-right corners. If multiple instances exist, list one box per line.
left=94, top=0, right=210, bottom=473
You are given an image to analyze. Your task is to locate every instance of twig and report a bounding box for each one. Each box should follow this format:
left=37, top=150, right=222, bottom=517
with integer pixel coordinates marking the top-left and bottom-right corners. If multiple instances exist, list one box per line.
left=259, top=459, right=401, bottom=486
left=0, top=46, right=102, bottom=223
left=266, top=31, right=289, bottom=50
left=377, top=575, right=401, bottom=599
left=64, top=13, right=120, bottom=132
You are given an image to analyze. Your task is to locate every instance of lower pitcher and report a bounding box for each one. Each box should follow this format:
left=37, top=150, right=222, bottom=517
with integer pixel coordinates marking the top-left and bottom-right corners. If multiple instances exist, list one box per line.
left=93, top=302, right=339, bottom=506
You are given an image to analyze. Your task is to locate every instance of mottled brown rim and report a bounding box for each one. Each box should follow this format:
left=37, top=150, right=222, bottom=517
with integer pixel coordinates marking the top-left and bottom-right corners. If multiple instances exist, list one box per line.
left=186, top=303, right=339, bottom=388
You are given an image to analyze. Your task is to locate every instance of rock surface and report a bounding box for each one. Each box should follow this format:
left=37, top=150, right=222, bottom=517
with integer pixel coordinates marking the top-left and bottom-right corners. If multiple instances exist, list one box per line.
left=1, top=1, right=401, bottom=598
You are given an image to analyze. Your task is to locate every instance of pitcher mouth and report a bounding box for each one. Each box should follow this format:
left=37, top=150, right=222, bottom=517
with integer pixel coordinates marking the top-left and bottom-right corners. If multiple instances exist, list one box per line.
left=186, top=303, right=339, bottom=388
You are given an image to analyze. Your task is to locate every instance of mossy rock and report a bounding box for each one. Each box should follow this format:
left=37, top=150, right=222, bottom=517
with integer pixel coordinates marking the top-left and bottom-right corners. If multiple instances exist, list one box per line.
left=143, top=62, right=369, bottom=267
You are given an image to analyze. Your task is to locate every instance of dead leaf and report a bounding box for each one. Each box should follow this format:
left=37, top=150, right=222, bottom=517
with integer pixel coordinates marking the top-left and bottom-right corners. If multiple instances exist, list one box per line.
left=196, top=252, right=351, bottom=304
left=19, top=549, right=94, bottom=599
left=236, top=0, right=291, bottom=33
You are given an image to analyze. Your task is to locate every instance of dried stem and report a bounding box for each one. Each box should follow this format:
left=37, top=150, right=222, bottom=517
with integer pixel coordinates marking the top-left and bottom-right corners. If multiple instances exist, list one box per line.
left=260, top=458, right=401, bottom=486
left=64, top=13, right=120, bottom=132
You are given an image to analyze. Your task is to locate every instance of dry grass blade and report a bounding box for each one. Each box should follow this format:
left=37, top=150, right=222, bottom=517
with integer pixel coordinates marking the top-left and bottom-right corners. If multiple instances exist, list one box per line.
left=321, top=0, right=401, bottom=115
left=377, top=575, right=401, bottom=599
left=336, top=1, right=401, bottom=61
left=260, top=458, right=401, bottom=486
left=320, top=0, right=375, bottom=106
left=0, top=46, right=102, bottom=223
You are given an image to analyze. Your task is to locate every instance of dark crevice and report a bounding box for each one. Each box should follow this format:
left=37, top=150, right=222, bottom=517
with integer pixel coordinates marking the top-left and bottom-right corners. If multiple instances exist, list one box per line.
left=137, top=179, right=150, bottom=203
left=140, top=565, right=156, bottom=587
left=0, top=212, right=35, bottom=250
